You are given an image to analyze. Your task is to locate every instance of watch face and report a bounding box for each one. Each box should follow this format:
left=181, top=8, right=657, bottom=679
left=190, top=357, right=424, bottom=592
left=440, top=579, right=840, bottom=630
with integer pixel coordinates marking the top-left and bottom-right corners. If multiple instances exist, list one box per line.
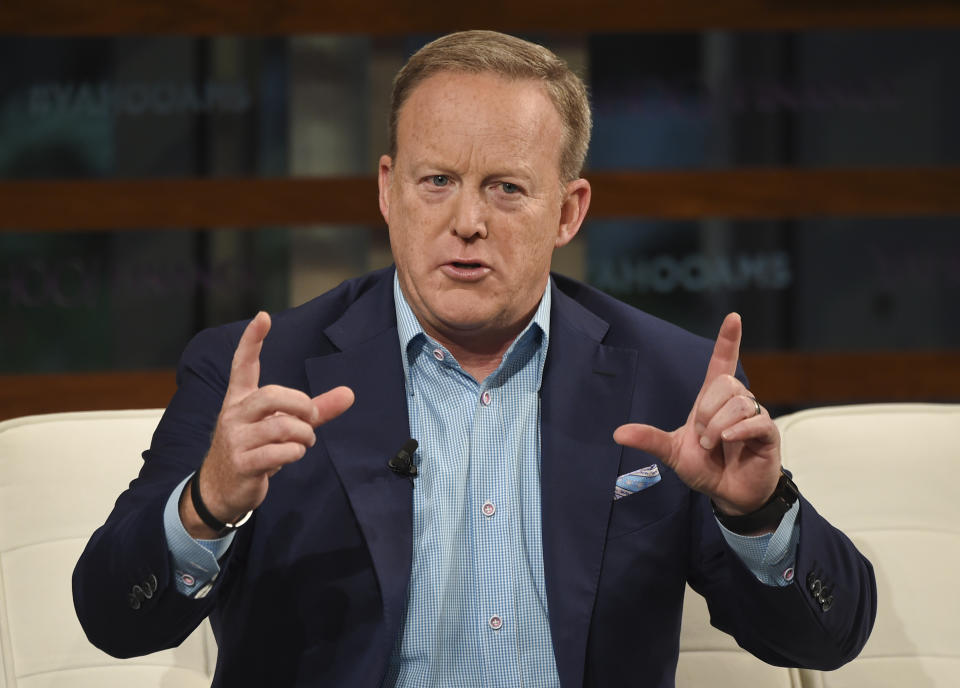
left=778, top=473, right=800, bottom=504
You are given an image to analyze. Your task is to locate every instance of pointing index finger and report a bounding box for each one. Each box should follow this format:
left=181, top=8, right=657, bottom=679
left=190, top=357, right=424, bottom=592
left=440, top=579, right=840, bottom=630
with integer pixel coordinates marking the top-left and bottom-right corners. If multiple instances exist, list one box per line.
left=702, top=312, right=742, bottom=389
left=227, top=311, right=271, bottom=399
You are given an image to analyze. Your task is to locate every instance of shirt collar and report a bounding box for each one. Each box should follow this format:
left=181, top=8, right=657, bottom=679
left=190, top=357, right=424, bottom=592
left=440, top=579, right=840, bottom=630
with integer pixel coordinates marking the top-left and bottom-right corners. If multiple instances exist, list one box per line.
left=393, top=270, right=552, bottom=389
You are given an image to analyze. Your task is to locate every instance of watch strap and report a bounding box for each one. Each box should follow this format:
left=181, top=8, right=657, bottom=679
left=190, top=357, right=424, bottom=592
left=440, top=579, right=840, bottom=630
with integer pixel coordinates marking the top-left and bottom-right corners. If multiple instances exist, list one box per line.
left=189, top=466, right=252, bottom=537
left=713, top=471, right=799, bottom=535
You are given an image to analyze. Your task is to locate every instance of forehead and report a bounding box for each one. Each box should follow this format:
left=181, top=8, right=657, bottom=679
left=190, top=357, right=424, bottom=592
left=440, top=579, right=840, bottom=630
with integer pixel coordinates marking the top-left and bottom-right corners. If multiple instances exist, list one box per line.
left=395, top=71, right=564, bottom=172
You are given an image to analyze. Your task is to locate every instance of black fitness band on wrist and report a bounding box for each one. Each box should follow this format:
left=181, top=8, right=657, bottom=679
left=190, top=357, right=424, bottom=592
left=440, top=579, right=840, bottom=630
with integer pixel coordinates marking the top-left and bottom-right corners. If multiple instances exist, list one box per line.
left=189, top=466, right=253, bottom=536
left=712, top=471, right=800, bottom=535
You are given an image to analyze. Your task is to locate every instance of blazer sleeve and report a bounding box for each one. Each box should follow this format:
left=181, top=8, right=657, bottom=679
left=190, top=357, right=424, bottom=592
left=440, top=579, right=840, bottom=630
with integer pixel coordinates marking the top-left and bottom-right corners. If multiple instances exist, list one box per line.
left=684, top=352, right=876, bottom=669
left=687, top=490, right=877, bottom=670
left=72, top=322, right=245, bottom=658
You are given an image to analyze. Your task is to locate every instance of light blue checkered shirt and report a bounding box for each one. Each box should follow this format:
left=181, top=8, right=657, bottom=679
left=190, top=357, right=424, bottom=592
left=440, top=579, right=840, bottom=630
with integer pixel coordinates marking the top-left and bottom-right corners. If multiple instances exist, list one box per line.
left=382, top=275, right=559, bottom=688
left=380, top=274, right=799, bottom=687
left=162, top=274, right=800, bottom=681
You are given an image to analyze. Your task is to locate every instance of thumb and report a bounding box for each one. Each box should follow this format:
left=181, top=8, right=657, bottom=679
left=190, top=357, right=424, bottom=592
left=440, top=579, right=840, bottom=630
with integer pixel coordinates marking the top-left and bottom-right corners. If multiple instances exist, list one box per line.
left=613, top=423, right=674, bottom=463
left=311, top=386, right=355, bottom=426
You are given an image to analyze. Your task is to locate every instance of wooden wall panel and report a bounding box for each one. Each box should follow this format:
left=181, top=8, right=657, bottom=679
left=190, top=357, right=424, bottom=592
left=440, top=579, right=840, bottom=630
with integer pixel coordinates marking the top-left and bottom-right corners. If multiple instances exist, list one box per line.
left=2, top=352, right=958, bottom=421
left=0, top=178, right=383, bottom=232
left=0, top=371, right=177, bottom=422
left=743, top=351, right=960, bottom=405
left=3, top=168, right=960, bottom=231
left=3, top=0, right=960, bottom=35
left=590, top=168, right=960, bottom=220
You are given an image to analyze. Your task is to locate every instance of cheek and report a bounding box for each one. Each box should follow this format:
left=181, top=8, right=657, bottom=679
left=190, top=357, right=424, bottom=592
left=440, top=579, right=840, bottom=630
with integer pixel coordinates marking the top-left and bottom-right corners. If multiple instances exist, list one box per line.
left=388, top=200, right=423, bottom=256
left=388, top=225, right=418, bottom=277
left=510, top=217, right=558, bottom=265
left=395, top=194, right=447, bottom=244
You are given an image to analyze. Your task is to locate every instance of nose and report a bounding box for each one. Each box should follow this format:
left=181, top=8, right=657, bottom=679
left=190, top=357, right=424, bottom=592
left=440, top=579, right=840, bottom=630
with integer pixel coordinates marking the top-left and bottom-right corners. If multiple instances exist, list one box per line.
left=450, top=188, right=488, bottom=241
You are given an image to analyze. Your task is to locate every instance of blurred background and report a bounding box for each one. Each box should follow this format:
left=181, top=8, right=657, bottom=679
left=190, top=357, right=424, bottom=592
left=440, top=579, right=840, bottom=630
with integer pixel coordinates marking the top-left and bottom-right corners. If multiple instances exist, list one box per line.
left=2, top=2, right=959, bottom=419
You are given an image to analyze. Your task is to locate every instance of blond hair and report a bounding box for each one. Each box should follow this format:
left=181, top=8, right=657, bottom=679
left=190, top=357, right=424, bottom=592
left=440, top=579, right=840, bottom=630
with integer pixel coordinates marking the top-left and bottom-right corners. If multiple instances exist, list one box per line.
left=389, top=30, right=591, bottom=182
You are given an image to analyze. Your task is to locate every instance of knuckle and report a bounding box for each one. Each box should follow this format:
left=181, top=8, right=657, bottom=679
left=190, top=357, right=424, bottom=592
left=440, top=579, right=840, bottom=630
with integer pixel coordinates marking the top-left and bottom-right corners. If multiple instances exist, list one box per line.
left=220, top=405, right=248, bottom=431
left=721, top=374, right=742, bottom=390
left=246, top=445, right=271, bottom=469
left=266, top=414, right=311, bottom=443
left=262, top=385, right=312, bottom=411
left=257, top=415, right=284, bottom=441
left=259, top=383, right=284, bottom=396
left=252, top=385, right=279, bottom=405
left=219, top=405, right=242, bottom=427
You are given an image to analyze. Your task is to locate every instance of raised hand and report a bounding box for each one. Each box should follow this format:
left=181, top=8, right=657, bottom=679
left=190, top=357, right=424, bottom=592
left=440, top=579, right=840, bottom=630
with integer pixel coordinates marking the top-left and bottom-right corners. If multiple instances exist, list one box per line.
left=613, top=313, right=781, bottom=519
left=180, top=311, right=355, bottom=538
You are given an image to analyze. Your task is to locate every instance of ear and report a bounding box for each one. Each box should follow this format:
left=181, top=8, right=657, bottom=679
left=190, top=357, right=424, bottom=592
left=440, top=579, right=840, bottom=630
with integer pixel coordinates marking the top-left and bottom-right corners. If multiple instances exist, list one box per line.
left=555, top=178, right=591, bottom=248
left=378, top=154, right=393, bottom=225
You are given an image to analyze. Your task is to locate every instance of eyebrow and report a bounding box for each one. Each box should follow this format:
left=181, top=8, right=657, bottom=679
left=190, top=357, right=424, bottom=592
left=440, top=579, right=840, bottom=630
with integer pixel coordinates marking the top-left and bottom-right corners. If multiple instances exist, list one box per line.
left=406, top=156, right=540, bottom=186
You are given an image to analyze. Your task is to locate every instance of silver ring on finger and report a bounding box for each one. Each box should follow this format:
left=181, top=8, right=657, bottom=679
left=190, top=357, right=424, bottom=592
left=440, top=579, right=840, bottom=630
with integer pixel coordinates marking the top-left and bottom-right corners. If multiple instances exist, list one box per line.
left=750, top=396, right=762, bottom=416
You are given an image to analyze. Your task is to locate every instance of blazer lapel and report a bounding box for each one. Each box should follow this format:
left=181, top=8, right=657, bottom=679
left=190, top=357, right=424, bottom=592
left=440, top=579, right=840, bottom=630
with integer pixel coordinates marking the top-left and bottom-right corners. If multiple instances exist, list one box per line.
left=304, top=275, right=414, bottom=644
left=541, top=283, right=638, bottom=688
left=302, top=271, right=640, bottom=684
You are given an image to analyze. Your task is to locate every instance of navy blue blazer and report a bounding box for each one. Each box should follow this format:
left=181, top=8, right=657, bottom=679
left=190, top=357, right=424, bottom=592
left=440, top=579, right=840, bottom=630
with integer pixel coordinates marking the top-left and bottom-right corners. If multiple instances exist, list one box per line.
left=74, top=267, right=876, bottom=687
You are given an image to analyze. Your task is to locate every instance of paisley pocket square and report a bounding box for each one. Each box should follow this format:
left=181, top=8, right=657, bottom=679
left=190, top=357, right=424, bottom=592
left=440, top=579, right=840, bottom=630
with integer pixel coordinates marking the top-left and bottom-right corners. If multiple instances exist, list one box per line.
left=614, top=464, right=661, bottom=500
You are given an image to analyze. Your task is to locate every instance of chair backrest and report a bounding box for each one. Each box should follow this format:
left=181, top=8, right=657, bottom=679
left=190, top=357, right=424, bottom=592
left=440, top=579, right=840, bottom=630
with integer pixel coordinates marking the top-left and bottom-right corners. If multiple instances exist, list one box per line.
left=778, top=403, right=960, bottom=688
left=0, top=410, right=216, bottom=688
left=5, top=404, right=954, bottom=687
left=678, top=402, right=959, bottom=688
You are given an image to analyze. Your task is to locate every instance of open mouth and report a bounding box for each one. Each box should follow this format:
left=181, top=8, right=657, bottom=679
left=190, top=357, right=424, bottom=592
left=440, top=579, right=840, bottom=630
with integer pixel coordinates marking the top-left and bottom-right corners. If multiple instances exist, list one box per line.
left=452, top=262, right=482, bottom=269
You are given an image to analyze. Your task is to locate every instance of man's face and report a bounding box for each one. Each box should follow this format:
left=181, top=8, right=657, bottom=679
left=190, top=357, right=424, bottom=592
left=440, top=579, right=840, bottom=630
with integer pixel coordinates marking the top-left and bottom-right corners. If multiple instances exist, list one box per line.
left=379, top=71, right=590, bottom=348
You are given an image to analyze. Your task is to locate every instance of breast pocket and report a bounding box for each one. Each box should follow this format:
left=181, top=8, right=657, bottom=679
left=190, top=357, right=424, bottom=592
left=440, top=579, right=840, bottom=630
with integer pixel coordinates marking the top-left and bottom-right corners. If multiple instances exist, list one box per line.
left=606, top=477, right=687, bottom=540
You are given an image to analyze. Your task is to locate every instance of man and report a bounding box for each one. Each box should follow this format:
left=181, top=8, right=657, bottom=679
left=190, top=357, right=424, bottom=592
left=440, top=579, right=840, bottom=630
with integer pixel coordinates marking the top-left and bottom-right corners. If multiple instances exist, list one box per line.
left=74, top=31, right=876, bottom=687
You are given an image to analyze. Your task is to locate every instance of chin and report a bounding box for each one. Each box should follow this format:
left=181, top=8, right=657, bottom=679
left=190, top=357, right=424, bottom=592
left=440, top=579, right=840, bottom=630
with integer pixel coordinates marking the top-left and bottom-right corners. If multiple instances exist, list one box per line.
left=437, top=311, right=494, bottom=333
left=431, top=292, right=494, bottom=319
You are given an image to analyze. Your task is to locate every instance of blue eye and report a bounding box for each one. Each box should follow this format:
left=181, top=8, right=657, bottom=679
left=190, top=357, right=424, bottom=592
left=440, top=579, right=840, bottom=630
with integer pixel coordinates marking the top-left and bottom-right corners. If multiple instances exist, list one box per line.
left=430, top=175, right=449, bottom=187
left=501, top=182, right=520, bottom=194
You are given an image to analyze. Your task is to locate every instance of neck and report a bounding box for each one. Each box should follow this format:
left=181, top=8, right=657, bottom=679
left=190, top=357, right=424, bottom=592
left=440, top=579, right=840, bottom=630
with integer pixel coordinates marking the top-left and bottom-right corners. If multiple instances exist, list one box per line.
left=427, top=322, right=526, bottom=383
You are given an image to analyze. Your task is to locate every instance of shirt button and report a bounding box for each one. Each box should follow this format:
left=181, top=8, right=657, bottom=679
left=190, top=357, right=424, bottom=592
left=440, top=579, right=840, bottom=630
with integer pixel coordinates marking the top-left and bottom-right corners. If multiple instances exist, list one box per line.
left=432, top=348, right=444, bottom=361
left=480, top=390, right=492, bottom=406
left=482, top=501, right=496, bottom=517
left=488, top=614, right=503, bottom=630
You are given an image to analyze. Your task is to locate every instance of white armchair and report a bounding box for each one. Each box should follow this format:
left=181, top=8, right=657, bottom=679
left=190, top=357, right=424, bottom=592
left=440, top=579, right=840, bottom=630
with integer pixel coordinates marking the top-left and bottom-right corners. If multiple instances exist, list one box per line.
left=3, top=404, right=956, bottom=687
left=0, top=410, right=215, bottom=688
left=678, top=403, right=960, bottom=688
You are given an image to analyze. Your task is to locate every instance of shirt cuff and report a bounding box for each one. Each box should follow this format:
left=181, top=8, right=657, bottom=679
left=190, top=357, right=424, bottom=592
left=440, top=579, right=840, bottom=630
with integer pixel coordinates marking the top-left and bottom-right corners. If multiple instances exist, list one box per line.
left=163, top=472, right=236, bottom=598
left=716, top=500, right=800, bottom=587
